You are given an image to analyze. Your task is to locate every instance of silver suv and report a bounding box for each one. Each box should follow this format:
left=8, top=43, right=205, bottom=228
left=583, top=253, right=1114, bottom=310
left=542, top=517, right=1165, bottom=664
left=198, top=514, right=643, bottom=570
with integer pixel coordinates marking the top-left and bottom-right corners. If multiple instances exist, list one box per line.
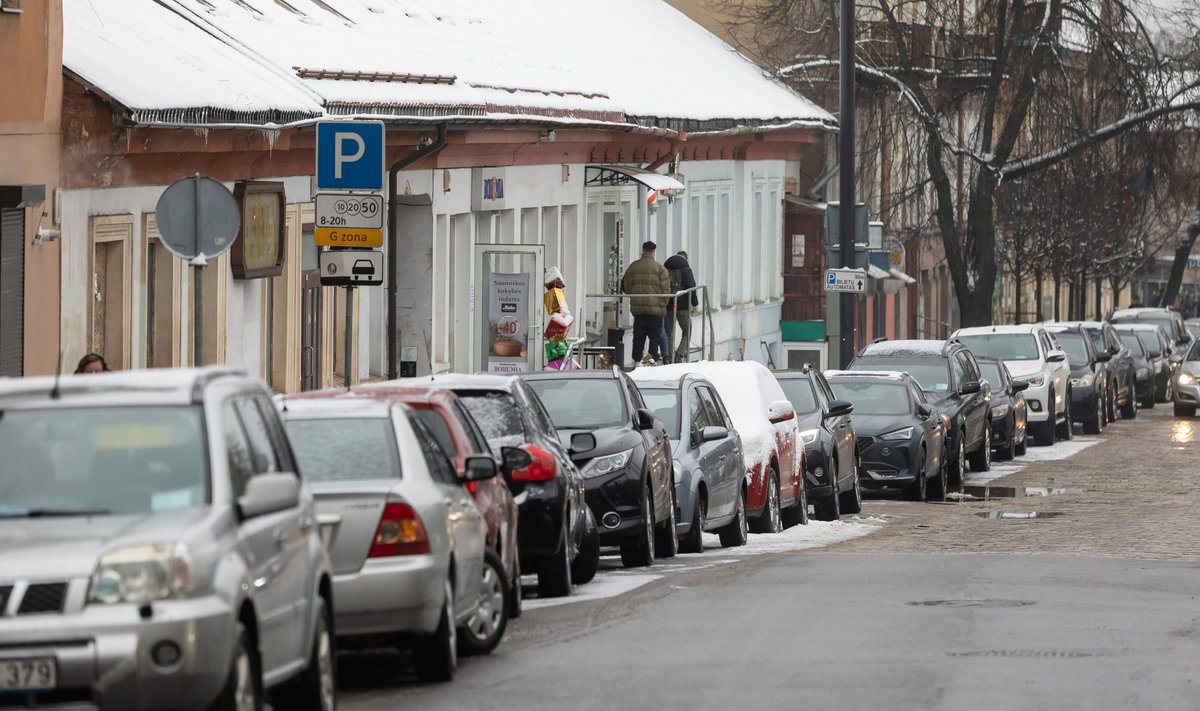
left=0, top=368, right=334, bottom=711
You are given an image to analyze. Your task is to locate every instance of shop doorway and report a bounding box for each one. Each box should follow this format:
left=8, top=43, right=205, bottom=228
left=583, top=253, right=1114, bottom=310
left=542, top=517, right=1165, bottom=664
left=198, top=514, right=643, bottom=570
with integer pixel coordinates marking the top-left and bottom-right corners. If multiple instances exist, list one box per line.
left=474, top=244, right=544, bottom=374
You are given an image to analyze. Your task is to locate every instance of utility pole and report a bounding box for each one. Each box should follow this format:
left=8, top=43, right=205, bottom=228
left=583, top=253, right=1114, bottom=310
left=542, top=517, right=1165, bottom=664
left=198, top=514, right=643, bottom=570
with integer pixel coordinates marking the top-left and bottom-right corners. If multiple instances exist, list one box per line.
left=838, top=0, right=857, bottom=368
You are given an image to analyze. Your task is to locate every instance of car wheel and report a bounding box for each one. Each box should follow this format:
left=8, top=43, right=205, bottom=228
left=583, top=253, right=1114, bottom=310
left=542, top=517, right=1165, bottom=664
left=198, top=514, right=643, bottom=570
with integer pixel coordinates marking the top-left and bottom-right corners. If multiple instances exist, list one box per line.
left=508, top=552, right=522, bottom=620
left=838, top=459, right=863, bottom=515
left=653, top=483, right=679, bottom=559
left=1141, top=387, right=1156, bottom=409
left=968, top=425, right=991, bottom=472
left=537, top=523, right=573, bottom=597
left=995, top=417, right=1015, bottom=460
left=1175, top=402, right=1196, bottom=417
left=1056, top=392, right=1073, bottom=440
left=1034, top=394, right=1056, bottom=446
left=1014, top=429, right=1027, bottom=456
left=781, top=478, right=809, bottom=528
left=1107, top=385, right=1118, bottom=423
left=679, top=492, right=706, bottom=554
left=1083, top=393, right=1103, bottom=435
left=749, top=469, right=783, bottom=534
left=813, top=459, right=842, bottom=522
left=210, top=622, right=262, bottom=711
left=459, top=550, right=509, bottom=657
left=570, top=509, right=600, bottom=585
left=412, top=581, right=457, bottom=682
left=1121, top=382, right=1138, bottom=419
left=620, top=485, right=656, bottom=567
left=717, top=486, right=748, bottom=548
left=906, top=447, right=927, bottom=502
left=927, top=447, right=947, bottom=502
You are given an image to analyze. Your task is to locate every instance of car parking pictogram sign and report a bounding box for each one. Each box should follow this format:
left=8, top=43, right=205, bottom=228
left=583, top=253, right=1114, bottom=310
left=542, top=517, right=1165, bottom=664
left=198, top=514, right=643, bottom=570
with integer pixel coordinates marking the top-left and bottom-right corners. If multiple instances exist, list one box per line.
left=315, top=121, right=385, bottom=192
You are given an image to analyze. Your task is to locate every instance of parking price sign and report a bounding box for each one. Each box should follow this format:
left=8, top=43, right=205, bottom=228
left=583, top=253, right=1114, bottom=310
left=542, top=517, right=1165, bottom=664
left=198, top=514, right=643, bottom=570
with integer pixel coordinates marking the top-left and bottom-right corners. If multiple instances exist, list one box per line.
left=315, top=194, right=383, bottom=229
left=824, top=268, right=867, bottom=293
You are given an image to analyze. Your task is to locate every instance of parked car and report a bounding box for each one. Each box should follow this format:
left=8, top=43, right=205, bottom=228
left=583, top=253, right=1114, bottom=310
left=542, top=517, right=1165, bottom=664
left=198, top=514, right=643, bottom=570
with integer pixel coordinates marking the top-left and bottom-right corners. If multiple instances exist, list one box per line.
left=1055, top=321, right=1137, bottom=421
left=380, top=386, right=522, bottom=647
left=635, top=361, right=808, bottom=532
left=524, top=370, right=677, bottom=566
left=0, top=368, right=334, bottom=710
left=631, top=372, right=749, bottom=552
left=376, top=375, right=598, bottom=598
left=1111, top=307, right=1194, bottom=369
left=1114, top=323, right=1174, bottom=403
left=1112, top=327, right=1158, bottom=409
left=975, top=357, right=1029, bottom=459
left=1186, top=318, right=1200, bottom=341
left=950, top=326, right=1070, bottom=447
left=825, top=370, right=947, bottom=501
left=773, top=365, right=862, bottom=521
left=1173, top=340, right=1200, bottom=417
left=849, top=339, right=992, bottom=483
left=1044, top=324, right=1112, bottom=433
left=280, top=390, right=496, bottom=682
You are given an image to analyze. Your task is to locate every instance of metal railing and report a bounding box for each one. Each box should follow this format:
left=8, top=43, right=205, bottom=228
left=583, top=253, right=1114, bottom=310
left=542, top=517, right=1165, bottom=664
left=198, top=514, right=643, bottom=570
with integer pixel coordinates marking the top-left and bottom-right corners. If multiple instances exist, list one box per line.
left=578, top=285, right=715, bottom=366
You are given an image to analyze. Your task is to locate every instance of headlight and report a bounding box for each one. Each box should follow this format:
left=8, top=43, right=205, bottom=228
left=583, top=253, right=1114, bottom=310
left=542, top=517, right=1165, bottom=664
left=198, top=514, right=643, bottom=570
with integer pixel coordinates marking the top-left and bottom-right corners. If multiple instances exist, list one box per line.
left=1137, top=367, right=1149, bottom=378
left=1071, top=374, right=1094, bottom=388
left=880, top=427, right=913, bottom=441
left=1021, top=374, right=1046, bottom=387
left=1178, top=372, right=1196, bottom=386
left=798, top=429, right=820, bottom=445
left=88, top=543, right=191, bottom=605
left=582, top=448, right=635, bottom=478
left=992, top=404, right=1011, bottom=418
left=672, top=459, right=683, bottom=485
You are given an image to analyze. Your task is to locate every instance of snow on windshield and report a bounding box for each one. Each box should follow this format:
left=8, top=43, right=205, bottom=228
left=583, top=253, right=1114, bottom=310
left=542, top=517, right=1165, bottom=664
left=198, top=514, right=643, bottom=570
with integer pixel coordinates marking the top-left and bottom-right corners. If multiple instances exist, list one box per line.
left=955, top=333, right=1040, bottom=361
left=459, top=393, right=527, bottom=453
left=850, top=358, right=951, bottom=394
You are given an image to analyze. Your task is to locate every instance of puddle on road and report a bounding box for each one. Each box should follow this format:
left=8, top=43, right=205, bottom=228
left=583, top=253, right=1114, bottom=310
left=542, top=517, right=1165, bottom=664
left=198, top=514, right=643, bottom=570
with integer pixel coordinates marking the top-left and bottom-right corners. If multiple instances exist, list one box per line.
left=909, top=598, right=1035, bottom=608
left=1022, top=487, right=1084, bottom=497
left=1171, top=420, right=1196, bottom=444
left=976, top=511, right=1064, bottom=520
left=962, top=485, right=1084, bottom=500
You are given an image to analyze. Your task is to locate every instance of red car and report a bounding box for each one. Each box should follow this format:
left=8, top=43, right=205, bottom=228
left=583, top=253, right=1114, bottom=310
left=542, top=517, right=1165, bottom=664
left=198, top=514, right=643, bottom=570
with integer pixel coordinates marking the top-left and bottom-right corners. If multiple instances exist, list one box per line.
left=371, top=386, right=521, bottom=653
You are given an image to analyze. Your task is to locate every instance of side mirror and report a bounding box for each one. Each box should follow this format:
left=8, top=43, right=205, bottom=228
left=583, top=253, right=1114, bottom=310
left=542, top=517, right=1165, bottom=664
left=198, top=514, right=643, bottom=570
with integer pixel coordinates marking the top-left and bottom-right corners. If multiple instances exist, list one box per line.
left=917, top=403, right=933, bottom=418
left=1046, top=350, right=1067, bottom=363
left=1094, top=350, right=1111, bottom=363
left=824, top=400, right=854, bottom=419
left=635, top=408, right=657, bottom=431
left=1179, top=337, right=1191, bottom=346
left=1011, top=380, right=1030, bottom=393
left=238, top=472, right=300, bottom=519
left=500, top=446, right=533, bottom=472
left=699, top=425, right=729, bottom=443
left=959, top=380, right=982, bottom=395
left=570, top=432, right=597, bottom=455
left=462, top=455, right=498, bottom=482
left=767, top=399, right=796, bottom=423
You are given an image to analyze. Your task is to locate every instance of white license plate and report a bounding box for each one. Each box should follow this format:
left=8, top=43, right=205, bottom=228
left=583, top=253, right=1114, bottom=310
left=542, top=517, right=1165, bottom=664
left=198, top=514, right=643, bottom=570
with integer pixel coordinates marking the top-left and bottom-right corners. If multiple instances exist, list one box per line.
left=0, top=658, right=57, bottom=691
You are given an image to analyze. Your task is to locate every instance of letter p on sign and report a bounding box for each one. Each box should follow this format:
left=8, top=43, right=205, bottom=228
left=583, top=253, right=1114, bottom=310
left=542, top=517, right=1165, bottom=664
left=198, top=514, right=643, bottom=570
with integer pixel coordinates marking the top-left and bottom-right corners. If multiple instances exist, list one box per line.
left=316, top=121, right=385, bottom=192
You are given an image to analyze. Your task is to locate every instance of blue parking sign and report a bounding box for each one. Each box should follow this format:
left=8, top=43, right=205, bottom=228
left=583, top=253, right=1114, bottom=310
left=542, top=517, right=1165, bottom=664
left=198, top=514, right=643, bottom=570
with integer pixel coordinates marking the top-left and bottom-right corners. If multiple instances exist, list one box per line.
left=826, top=271, right=836, bottom=286
left=316, top=121, right=385, bottom=192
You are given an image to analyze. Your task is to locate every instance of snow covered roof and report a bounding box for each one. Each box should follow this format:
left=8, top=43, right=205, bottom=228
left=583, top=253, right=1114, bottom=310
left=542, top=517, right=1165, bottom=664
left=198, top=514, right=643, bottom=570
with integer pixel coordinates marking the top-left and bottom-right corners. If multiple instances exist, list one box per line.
left=63, top=0, right=834, bottom=132
left=858, top=339, right=947, bottom=357
left=824, top=370, right=908, bottom=380
left=953, top=325, right=1043, bottom=336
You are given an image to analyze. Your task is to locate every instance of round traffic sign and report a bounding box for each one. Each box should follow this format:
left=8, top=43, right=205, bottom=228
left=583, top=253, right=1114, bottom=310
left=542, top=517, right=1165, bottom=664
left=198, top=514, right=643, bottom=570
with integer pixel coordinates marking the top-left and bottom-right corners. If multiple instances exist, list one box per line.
left=154, top=176, right=241, bottom=261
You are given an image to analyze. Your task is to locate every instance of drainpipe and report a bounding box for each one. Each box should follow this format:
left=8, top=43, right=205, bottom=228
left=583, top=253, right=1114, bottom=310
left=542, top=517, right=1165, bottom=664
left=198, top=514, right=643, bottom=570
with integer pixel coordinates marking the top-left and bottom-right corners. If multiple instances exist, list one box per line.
left=387, top=123, right=448, bottom=380
left=806, top=161, right=840, bottom=200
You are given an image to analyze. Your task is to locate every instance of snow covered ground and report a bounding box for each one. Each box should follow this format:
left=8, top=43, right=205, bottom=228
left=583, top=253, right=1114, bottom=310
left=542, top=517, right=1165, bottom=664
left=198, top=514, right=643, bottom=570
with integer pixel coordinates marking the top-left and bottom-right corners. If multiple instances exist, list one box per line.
left=962, top=436, right=1102, bottom=487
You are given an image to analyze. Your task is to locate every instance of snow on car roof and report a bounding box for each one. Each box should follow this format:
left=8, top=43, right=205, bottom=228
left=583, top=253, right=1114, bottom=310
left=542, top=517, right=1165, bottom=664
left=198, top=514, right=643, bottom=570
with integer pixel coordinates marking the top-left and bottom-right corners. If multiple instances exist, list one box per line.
left=824, top=370, right=908, bottom=380
left=1112, top=322, right=1166, bottom=331
left=1112, top=307, right=1176, bottom=318
left=953, top=324, right=1044, bottom=336
left=858, top=339, right=946, bottom=356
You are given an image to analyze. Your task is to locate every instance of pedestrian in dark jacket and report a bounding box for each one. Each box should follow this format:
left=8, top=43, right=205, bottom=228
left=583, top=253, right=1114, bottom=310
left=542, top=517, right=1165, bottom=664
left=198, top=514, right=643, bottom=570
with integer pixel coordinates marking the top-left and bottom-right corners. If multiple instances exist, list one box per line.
left=622, top=241, right=671, bottom=364
left=664, top=251, right=698, bottom=363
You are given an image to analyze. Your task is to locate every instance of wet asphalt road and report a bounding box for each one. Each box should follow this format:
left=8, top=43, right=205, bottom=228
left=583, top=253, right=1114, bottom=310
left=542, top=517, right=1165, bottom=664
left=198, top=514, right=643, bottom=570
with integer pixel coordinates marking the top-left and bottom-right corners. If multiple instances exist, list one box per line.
left=337, top=407, right=1200, bottom=710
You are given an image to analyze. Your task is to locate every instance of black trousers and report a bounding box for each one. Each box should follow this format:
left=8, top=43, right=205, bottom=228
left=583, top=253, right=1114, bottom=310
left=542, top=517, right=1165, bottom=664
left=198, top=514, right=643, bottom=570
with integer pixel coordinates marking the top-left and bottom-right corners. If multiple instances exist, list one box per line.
left=631, top=315, right=664, bottom=363
left=667, top=307, right=691, bottom=363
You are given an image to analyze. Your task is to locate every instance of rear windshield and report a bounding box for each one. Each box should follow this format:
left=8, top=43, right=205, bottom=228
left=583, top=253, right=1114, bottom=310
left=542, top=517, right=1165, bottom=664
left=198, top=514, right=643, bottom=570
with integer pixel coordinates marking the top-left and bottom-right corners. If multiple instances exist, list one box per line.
left=777, top=378, right=820, bottom=415
left=525, top=378, right=628, bottom=430
left=638, top=388, right=680, bottom=438
left=1137, top=331, right=1162, bottom=356
left=955, top=334, right=1040, bottom=361
left=285, top=418, right=399, bottom=481
left=1117, top=332, right=1145, bottom=356
left=978, top=362, right=1004, bottom=389
left=828, top=381, right=912, bottom=416
left=413, top=408, right=457, bottom=459
left=458, top=393, right=527, bottom=452
left=1055, top=332, right=1091, bottom=365
left=0, top=406, right=207, bottom=517
left=851, top=358, right=951, bottom=394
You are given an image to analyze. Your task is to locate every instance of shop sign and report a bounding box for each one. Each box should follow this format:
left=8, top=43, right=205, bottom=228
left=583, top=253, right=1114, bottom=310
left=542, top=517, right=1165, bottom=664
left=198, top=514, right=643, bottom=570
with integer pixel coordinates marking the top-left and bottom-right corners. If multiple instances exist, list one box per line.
left=230, top=181, right=285, bottom=279
left=487, top=272, right=530, bottom=373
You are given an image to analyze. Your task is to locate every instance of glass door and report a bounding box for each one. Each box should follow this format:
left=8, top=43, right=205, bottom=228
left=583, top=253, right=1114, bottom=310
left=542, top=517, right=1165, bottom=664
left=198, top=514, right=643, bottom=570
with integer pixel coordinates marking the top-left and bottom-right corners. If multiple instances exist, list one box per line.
left=474, top=244, right=544, bottom=374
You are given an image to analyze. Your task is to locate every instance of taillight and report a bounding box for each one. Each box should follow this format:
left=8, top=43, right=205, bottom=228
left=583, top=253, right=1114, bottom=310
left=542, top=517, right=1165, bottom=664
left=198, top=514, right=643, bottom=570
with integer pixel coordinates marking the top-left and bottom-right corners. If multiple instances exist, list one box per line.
left=368, top=502, right=430, bottom=557
left=510, top=445, right=557, bottom=482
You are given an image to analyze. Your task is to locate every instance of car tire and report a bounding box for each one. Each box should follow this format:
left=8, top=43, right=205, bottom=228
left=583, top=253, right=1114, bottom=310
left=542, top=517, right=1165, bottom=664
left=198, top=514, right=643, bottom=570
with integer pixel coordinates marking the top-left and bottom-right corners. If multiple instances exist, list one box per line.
left=948, top=433, right=966, bottom=487
left=749, top=469, right=783, bottom=534
left=459, top=550, right=509, bottom=657
left=906, top=447, right=927, bottom=502
left=1106, top=384, right=1118, bottom=423
left=1121, top=382, right=1138, bottom=419
left=1014, top=430, right=1027, bottom=456
left=1141, top=389, right=1156, bottom=409
left=412, top=581, right=457, bottom=683
left=927, top=448, right=947, bottom=502
left=210, top=622, right=262, bottom=711
left=571, top=510, right=600, bottom=585
left=620, top=486, right=656, bottom=567
left=537, top=524, right=573, bottom=597
left=653, top=483, right=679, bottom=559
left=717, top=487, right=748, bottom=548
left=1083, top=393, right=1103, bottom=435
left=968, top=425, right=991, bottom=472
left=781, top=479, right=809, bottom=528
left=1034, top=394, right=1056, bottom=446
left=508, top=552, right=522, bottom=620
left=813, top=460, right=841, bottom=522
left=995, top=418, right=1015, bottom=460
left=1056, top=393, right=1073, bottom=441
left=679, top=492, right=706, bottom=554
left=1175, top=402, right=1196, bottom=417
left=839, top=460, right=863, bottom=515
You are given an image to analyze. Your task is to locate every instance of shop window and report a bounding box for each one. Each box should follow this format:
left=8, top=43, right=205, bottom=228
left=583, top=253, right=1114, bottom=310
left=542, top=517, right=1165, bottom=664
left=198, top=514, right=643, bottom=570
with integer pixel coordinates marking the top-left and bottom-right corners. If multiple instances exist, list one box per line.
left=0, top=207, right=24, bottom=376
left=90, top=215, right=134, bottom=370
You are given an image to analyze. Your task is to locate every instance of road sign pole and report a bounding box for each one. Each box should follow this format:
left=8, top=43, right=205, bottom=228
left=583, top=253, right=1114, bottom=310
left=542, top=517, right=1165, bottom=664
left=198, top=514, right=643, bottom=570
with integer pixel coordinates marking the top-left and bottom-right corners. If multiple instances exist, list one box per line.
left=838, top=0, right=857, bottom=369
left=193, top=263, right=204, bottom=367
left=344, top=286, right=354, bottom=388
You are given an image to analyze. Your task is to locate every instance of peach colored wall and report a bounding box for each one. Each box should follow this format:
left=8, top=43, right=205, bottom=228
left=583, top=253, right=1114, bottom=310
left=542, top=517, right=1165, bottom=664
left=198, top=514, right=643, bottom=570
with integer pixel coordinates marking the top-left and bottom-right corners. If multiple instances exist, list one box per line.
left=0, top=1, right=62, bottom=376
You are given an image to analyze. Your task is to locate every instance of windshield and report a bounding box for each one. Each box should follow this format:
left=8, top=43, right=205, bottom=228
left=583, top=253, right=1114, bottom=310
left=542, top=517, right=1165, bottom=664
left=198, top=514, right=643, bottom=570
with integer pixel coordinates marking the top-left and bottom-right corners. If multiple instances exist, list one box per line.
left=639, top=388, right=680, bottom=438
left=0, top=406, right=207, bottom=517
left=955, top=334, right=1040, bottom=361
left=458, top=393, right=527, bottom=453
left=829, top=381, right=912, bottom=416
left=1189, top=341, right=1200, bottom=361
left=1055, top=333, right=1091, bottom=365
left=286, top=418, right=399, bottom=481
left=777, top=378, right=820, bottom=415
left=978, top=362, right=1004, bottom=389
left=851, top=358, right=951, bottom=394
left=1136, top=331, right=1162, bottom=356
left=525, top=378, right=627, bottom=430
left=1118, top=332, right=1145, bottom=356
left=1188, top=325, right=1200, bottom=340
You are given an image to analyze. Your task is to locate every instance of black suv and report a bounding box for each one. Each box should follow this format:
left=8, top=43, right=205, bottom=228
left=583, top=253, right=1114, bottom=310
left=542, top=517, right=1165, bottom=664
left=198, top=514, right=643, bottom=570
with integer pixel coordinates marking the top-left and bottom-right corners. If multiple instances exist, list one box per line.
left=773, top=366, right=862, bottom=521
left=1055, top=321, right=1137, bottom=421
left=523, top=370, right=677, bottom=568
left=1044, top=324, right=1112, bottom=434
left=848, top=339, right=992, bottom=485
